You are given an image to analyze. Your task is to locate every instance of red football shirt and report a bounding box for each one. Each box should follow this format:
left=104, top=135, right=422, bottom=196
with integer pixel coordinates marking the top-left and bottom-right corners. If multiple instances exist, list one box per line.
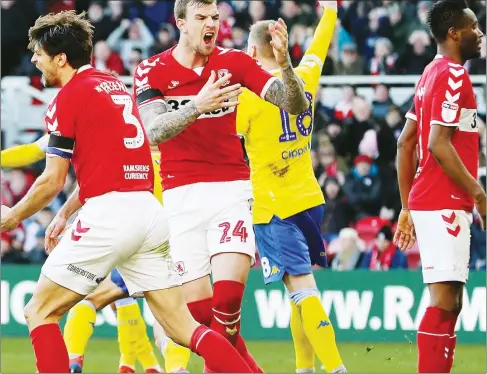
left=133, top=46, right=277, bottom=190
left=45, top=65, right=154, bottom=203
left=406, top=55, right=479, bottom=212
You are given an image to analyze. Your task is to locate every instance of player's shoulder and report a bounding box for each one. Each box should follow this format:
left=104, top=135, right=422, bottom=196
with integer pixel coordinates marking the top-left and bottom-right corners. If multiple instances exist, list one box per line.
left=213, top=47, right=255, bottom=65
left=134, top=51, right=169, bottom=79
left=427, top=55, right=469, bottom=80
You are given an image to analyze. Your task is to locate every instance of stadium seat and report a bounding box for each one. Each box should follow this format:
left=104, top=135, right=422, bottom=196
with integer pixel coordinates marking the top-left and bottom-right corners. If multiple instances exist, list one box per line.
left=355, top=216, right=392, bottom=247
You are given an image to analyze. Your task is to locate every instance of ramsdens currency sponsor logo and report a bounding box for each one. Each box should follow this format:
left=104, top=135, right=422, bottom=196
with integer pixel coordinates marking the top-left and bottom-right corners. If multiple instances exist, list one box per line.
left=282, top=141, right=311, bottom=160
left=123, top=164, right=150, bottom=180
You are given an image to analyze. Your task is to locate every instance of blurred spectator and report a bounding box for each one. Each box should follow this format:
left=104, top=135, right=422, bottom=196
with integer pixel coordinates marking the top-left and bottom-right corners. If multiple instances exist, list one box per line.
left=150, top=23, right=177, bottom=55
left=26, top=228, right=48, bottom=264
left=386, top=3, right=410, bottom=55
left=330, top=228, right=365, bottom=270
left=384, top=105, right=404, bottom=141
left=334, top=42, right=364, bottom=75
left=371, top=84, right=394, bottom=119
left=394, top=29, right=435, bottom=74
left=279, top=0, right=315, bottom=31
left=470, top=219, right=486, bottom=270
left=1, top=0, right=38, bottom=77
left=129, top=0, right=173, bottom=35
left=107, top=18, right=155, bottom=70
left=87, top=1, right=124, bottom=45
left=217, top=2, right=235, bottom=48
left=231, top=27, right=248, bottom=50
left=333, top=85, right=356, bottom=122
left=92, top=40, right=126, bottom=76
left=321, top=177, right=353, bottom=236
left=316, top=143, right=346, bottom=186
left=127, top=48, right=144, bottom=76
left=367, top=37, right=396, bottom=75
left=360, top=225, right=408, bottom=270
left=407, top=1, right=432, bottom=38
left=342, top=155, right=382, bottom=220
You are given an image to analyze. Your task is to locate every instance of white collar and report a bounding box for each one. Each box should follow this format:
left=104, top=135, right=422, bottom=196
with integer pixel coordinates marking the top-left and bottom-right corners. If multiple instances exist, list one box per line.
left=77, top=64, right=92, bottom=74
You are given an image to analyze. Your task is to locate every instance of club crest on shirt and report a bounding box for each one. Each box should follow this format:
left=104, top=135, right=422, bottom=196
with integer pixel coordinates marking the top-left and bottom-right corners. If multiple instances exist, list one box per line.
left=218, top=69, right=230, bottom=86
left=442, top=101, right=459, bottom=123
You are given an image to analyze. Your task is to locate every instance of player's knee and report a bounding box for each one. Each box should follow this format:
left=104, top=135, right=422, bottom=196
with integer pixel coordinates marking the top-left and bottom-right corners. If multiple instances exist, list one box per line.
left=287, top=287, right=319, bottom=305
left=24, top=296, right=64, bottom=329
left=283, top=273, right=316, bottom=293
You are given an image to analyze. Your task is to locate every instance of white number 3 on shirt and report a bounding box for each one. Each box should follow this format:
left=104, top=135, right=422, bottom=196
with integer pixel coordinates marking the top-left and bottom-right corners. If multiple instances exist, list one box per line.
left=111, top=94, right=145, bottom=149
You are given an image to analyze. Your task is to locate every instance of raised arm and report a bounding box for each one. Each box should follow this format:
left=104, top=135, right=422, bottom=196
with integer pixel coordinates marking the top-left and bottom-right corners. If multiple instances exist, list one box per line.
left=263, top=19, right=308, bottom=115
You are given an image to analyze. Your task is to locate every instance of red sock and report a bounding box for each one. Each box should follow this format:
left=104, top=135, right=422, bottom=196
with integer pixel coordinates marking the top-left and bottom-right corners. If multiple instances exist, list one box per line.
left=190, top=325, right=252, bottom=373
left=187, top=297, right=213, bottom=326
left=211, top=280, right=263, bottom=372
left=30, top=323, right=69, bottom=373
left=446, top=335, right=457, bottom=372
left=417, top=307, right=457, bottom=373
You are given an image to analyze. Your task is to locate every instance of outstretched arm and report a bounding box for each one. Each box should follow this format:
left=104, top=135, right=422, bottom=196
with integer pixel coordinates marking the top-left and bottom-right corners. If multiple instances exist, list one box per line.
left=1, top=134, right=48, bottom=168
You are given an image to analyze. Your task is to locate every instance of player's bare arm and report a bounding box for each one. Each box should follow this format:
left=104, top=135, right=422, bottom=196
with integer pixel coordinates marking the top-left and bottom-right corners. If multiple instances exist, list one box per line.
left=1, top=155, right=70, bottom=231
left=429, top=124, right=486, bottom=227
left=140, top=71, right=242, bottom=145
left=45, top=185, right=82, bottom=253
left=264, top=18, right=308, bottom=115
left=394, top=118, right=418, bottom=250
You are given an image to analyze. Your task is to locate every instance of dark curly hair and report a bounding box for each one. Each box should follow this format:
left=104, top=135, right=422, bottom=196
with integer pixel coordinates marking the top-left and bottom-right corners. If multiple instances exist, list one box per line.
left=427, top=0, right=470, bottom=42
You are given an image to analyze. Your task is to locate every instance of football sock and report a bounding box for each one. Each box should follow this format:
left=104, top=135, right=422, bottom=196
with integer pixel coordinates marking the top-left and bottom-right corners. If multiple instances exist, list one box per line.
left=417, top=307, right=457, bottom=373
left=190, top=324, right=252, bottom=373
left=115, top=298, right=140, bottom=370
left=290, top=299, right=315, bottom=372
left=64, top=300, right=96, bottom=360
left=31, top=323, right=70, bottom=372
left=187, top=297, right=213, bottom=326
left=160, top=335, right=191, bottom=373
left=211, top=280, right=263, bottom=372
left=290, top=289, right=345, bottom=373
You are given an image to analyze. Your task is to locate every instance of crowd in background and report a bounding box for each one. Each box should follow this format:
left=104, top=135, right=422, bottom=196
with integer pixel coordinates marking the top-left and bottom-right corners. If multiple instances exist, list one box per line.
left=1, top=0, right=486, bottom=272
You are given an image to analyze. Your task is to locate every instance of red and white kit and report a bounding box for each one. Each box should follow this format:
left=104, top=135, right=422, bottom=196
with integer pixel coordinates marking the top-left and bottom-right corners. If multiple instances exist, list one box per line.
left=406, top=55, right=479, bottom=284
left=42, top=65, right=179, bottom=295
left=134, top=46, right=277, bottom=283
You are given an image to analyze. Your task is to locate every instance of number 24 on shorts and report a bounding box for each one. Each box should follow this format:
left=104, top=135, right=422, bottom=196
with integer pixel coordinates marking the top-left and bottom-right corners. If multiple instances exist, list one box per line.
left=218, top=220, right=248, bottom=243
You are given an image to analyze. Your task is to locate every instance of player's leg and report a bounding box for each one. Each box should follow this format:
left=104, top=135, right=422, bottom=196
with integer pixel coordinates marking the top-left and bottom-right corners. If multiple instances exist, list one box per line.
left=255, top=205, right=345, bottom=373
left=64, top=275, right=127, bottom=372
left=410, top=210, right=471, bottom=373
left=118, top=203, right=252, bottom=373
left=24, top=274, right=86, bottom=373
left=207, top=181, right=262, bottom=372
left=153, top=321, right=191, bottom=373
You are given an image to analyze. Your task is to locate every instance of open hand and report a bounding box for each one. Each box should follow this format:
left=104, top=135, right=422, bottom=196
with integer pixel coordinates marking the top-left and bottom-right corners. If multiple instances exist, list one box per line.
left=393, top=209, right=416, bottom=250
left=45, top=215, right=69, bottom=254
left=269, top=18, right=290, bottom=69
left=193, top=70, right=242, bottom=114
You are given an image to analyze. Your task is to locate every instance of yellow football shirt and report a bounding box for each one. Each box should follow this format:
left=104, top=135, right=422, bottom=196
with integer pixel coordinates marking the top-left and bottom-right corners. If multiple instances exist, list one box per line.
left=151, top=151, right=163, bottom=204
left=237, top=8, right=337, bottom=224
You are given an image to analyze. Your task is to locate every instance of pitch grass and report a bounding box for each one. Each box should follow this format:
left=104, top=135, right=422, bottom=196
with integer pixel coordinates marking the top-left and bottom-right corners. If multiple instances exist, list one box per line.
left=1, top=338, right=485, bottom=373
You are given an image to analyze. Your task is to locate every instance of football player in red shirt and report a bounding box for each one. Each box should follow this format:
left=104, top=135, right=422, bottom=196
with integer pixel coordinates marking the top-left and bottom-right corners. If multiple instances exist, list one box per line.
left=133, top=0, right=309, bottom=372
left=0, top=11, right=256, bottom=374
left=394, top=0, right=485, bottom=372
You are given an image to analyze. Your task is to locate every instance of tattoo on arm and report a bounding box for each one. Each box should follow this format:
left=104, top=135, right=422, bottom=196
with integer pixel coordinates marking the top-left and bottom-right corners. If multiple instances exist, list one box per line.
left=139, top=101, right=200, bottom=145
left=264, top=64, right=308, bottom=115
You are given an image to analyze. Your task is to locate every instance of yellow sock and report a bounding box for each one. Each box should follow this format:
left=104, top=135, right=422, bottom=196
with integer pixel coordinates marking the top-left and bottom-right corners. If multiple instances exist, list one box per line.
left=64, top=301, right=97, bottom=358
left=134, top=318, right=162, bottom=371
left=161, top=337, right=191, bottom=373
left=116, top=299, right=140, bottom=369
left=290, top=301, right=315, bottom=372
left=297, top=296, right=344, bottom=372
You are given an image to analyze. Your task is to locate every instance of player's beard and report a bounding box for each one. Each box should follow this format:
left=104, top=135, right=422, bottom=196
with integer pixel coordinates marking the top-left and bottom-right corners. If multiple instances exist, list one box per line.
left=41, top=71, right=58, bottom=88
left=195, top=42, right=214, bottom=57
left=460, top=33, right=482, bottom=60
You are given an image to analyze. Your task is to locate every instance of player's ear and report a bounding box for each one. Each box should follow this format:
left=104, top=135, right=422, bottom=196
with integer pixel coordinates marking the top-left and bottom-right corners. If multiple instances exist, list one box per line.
left=56, top=53, right=68, bottom=68
left=248, top=45, right=257, bottom=59
left=176, top=18, right=187, bottom=34
left=448, top=27, right=460, bottom=42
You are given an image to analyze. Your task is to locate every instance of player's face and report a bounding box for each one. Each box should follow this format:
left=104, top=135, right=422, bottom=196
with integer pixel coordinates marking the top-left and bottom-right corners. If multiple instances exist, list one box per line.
left=458, top=9, right=484, bottom=61
left=180, top=2, right=220, bottom=56
left=31, top=46, right=61, bottom=88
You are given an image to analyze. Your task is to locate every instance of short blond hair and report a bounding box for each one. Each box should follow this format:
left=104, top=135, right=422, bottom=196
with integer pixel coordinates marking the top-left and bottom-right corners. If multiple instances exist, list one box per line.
left=249, top=20, right=275, bottom=58
left=174, top=0, right=216, bottom=19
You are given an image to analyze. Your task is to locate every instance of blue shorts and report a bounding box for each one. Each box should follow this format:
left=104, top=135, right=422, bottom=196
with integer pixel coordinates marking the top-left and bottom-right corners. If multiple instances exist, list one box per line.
left=110, top=268, right=128, bottom=295
left=254, top=204, right=327, bottom=284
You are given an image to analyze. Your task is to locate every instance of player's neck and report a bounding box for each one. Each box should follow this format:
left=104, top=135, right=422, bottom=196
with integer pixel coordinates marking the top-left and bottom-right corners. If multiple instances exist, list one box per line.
left=173, top=43, right=208, bottom=69
left=437, top=46, right=465, bottom=66
left=59, top=67, right=78, bottom=87
left=258, top=57, right=279, bottom=72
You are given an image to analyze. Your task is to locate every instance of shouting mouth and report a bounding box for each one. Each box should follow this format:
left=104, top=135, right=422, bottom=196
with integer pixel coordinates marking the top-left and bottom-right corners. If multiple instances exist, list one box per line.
left=203, top=32, right=215, bottom=45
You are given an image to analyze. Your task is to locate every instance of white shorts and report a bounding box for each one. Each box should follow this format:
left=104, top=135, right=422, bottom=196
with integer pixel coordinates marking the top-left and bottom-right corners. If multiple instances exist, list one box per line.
left=42, top=191, right=180, bottom=296
left=410, top=209, right=472, bottom=284
left=162, top=180, right=256, bottom=283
